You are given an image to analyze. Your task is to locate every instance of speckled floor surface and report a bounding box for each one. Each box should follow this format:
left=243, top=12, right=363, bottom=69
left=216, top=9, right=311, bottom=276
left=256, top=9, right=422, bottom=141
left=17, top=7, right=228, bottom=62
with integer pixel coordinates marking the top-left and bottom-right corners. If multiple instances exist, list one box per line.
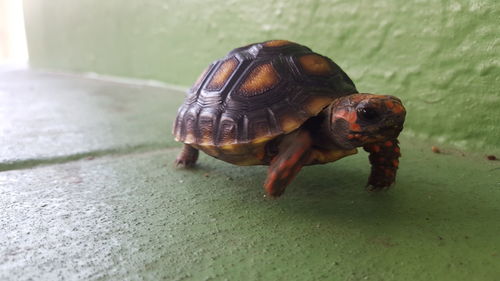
left=1, top=69, right=499, bottom=281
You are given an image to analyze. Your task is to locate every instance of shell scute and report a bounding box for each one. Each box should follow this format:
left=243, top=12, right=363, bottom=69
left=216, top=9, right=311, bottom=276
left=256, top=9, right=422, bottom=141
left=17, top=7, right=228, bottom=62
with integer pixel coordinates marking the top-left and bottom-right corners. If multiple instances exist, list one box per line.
left=237, top=63, right=280, bottom=97
left=218, top=117, right=238, bottom=145
left=206, top=57, right=239, bottom=91
left=197, top=112, right=216, bottom=145
left=263, top=40, right=293, bottom=47
left=298, top=54, right=333, bottom=76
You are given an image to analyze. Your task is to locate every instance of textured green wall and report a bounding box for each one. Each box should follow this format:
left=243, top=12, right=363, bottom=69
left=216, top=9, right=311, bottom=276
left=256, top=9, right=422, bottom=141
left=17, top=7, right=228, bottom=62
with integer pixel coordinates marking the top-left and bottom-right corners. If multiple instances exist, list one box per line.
left=23, top=0, right=499, bottom=152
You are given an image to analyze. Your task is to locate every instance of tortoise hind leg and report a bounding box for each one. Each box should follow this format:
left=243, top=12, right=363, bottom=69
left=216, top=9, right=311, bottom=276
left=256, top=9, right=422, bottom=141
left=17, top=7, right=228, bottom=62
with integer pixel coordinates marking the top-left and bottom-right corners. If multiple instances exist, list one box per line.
left=264, top=130, right=313, bottom=197
left=175, top=144, right=199, bottom=168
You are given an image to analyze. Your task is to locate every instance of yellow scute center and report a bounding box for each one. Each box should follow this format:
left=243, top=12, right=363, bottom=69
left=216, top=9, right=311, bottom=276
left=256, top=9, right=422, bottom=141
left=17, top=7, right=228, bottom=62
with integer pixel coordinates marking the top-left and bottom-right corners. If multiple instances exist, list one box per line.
left=238, top=63, right=280, bottom=96
left=207, top=57, right=238, bottom=90
left=263, top=40, right=292, bottom=47
left=299, top=54, right=332, bottom=75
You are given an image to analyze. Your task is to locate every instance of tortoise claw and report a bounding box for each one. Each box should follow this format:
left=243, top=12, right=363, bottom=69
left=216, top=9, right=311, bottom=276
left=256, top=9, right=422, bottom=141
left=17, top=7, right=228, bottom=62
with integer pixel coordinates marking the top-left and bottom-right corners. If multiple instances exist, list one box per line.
left=174, top=144, right=199, bottom=168
left=174, top=158, right=196, bottom=168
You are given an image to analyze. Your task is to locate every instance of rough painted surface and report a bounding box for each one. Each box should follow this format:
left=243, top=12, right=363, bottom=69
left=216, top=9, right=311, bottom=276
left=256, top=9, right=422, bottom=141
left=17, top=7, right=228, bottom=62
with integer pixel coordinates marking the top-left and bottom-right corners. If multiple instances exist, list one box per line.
left=1, top=139, right=500, bottom=281
left=22, top=0, right=500, bottom=152
left=1, top=69, right=499, bottom=280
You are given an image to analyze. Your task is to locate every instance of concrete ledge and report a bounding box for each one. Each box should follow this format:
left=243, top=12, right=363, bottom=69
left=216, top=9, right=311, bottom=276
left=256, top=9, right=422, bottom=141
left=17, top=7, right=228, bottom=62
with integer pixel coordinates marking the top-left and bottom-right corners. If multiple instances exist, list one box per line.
left=0, top=69, right=183, bottom=168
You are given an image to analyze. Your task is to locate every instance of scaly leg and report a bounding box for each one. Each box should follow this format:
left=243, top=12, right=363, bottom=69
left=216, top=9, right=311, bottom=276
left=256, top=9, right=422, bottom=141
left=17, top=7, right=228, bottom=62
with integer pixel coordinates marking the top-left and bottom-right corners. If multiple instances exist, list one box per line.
left=175, top=144, right=199, bottom=168
left=363, top=139, right=401, bottom=191
left=263, top=130, right=312, bottom=197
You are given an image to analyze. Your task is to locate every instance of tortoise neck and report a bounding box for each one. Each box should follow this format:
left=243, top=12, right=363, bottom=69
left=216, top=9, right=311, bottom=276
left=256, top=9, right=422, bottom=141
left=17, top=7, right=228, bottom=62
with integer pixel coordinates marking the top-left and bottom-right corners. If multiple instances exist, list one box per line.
left=309, top=105, right=349, bottom=150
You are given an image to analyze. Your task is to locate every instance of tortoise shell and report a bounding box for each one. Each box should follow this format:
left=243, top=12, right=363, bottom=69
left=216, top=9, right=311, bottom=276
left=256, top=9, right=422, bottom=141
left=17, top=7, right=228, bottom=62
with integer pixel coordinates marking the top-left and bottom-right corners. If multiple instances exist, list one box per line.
left=174, top=40, right=358, bottom=165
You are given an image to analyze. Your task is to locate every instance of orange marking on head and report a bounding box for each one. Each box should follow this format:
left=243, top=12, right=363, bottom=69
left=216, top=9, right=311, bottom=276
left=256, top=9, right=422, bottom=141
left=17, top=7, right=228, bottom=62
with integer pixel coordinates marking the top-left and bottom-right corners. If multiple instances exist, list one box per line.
left=372, top=145, right=381, bottom=153
left=334, top=110, right=360, bottom=133
left=238, top=63, right=280, bottom=96
left=334, top=110, right=358, bottom=126
left=207, top=57, right=238, bottom=90
left=263, top=40, right=292, bottom=47
left=385, top=100, right=395, bottom=109
left=298, top=54, right=333, bottom=75
left=333, top=110, right=348, bottom=120
left=393, top=104, right=405, bottom=114
left=348, top=134, right=355, bottom=140
left=350, top=123, right=361, bottom=131
left=392, top=160, right=399, bottom=168
left=384, top=140, right=393, bottom=147
left=394, top=147, right=400, bottom=153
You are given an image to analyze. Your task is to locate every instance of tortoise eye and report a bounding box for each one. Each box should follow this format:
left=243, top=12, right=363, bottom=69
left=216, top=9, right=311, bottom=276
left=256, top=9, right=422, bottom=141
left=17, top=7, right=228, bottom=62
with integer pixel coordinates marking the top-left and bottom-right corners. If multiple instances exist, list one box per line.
left=357, top=107, right=380, bottom=121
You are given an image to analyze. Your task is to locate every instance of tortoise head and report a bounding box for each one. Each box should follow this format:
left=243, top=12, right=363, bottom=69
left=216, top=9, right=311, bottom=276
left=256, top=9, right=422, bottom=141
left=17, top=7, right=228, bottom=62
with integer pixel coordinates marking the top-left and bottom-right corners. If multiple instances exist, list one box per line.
left=327, top=93, right=406, bottom=149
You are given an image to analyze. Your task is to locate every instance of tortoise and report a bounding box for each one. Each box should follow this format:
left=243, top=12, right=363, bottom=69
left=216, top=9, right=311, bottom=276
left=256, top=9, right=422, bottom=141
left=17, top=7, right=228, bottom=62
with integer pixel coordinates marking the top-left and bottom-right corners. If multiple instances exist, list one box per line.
left=173, top=40, right=406, bottom=197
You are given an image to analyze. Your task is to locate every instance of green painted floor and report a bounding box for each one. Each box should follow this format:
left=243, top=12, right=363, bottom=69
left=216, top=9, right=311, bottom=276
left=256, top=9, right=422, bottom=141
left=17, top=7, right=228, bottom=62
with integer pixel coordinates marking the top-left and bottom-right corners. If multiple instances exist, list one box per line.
left=1, top=69, right=499, bottom=281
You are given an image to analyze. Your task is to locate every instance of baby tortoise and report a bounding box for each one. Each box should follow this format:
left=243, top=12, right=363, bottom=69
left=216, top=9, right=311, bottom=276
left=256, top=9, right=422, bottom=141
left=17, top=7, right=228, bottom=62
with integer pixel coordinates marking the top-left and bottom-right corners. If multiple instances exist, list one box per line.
left=173, top=40, right=406, bottom=197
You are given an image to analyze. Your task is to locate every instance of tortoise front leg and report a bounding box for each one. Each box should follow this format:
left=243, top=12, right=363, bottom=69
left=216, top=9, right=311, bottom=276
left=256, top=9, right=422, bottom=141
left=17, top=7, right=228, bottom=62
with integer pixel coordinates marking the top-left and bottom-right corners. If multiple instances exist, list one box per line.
left=363, top=139, right=401, bottom=191
left=175, top=144, right=199, bottom=168
left=263, top=130, right=312, bottom=197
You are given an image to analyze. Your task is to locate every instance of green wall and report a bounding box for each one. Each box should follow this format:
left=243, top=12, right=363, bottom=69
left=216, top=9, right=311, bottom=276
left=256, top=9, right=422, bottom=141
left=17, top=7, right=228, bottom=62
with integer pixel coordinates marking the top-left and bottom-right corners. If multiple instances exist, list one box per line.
left=23, top=0, right=499, bottom=152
